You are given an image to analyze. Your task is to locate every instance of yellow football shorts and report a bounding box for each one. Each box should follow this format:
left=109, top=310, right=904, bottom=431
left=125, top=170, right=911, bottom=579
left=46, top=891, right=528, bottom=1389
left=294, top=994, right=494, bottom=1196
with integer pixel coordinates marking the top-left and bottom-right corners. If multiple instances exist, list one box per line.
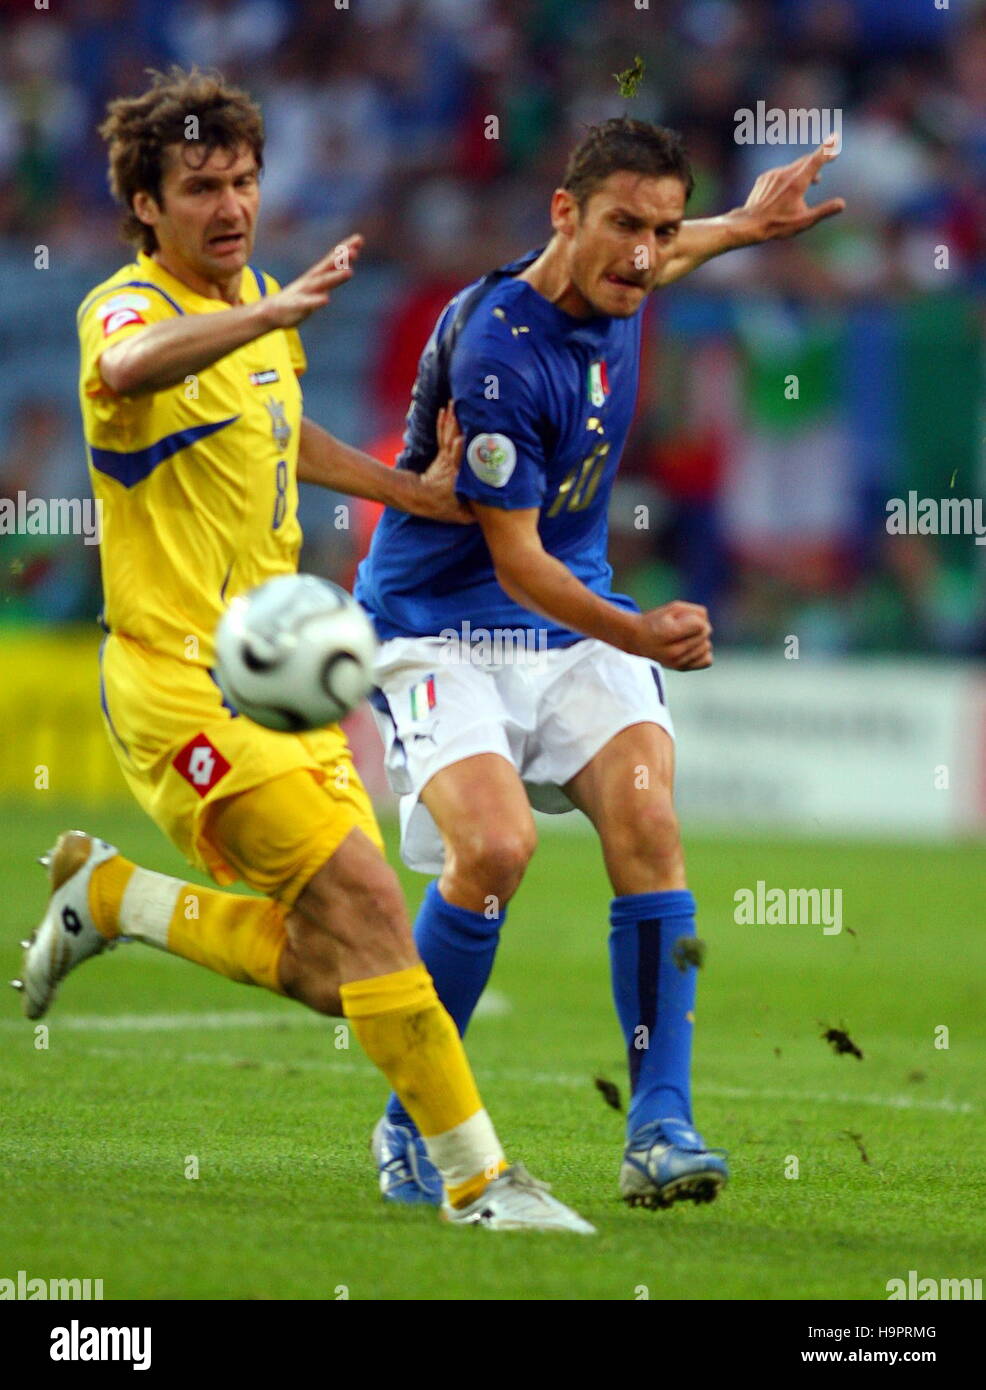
left=98, top=632, right=383, bottom=905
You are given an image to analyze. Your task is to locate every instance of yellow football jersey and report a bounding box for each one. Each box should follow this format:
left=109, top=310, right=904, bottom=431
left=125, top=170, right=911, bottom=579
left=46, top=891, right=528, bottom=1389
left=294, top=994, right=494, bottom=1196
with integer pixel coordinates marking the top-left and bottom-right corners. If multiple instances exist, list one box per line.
left=78, top=251, right=307, bottom=667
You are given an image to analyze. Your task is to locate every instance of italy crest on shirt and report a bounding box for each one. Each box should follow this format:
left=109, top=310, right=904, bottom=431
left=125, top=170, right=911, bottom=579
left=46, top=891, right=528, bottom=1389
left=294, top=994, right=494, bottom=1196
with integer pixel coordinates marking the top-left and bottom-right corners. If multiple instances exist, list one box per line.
left=587, top=359, right=610, bottom=408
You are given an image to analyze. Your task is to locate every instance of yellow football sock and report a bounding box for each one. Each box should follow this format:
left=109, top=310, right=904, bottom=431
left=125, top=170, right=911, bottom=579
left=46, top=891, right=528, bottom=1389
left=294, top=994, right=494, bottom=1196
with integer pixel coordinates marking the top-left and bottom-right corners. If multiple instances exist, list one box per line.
left=87, top=856, right=132, bottom=940
left=88, top=856, right=287, bottom=992
left=341, top=964, right=506, bottom=1207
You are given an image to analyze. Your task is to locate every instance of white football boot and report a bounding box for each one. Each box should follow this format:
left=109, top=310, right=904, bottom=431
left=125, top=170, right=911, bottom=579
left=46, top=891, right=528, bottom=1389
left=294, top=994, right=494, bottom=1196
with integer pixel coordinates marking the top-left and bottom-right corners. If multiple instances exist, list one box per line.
left=443, top=1164, right=596, bottom=1234
left=12, top=831, right=120, bottom=1020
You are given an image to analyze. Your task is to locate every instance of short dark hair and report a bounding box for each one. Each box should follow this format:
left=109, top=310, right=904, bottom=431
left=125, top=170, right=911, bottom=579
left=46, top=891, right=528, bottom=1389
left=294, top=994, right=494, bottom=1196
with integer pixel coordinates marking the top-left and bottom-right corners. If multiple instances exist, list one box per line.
left=562, top=117, right=694, bottom=208
left=99, top=66, right=265, bottom=253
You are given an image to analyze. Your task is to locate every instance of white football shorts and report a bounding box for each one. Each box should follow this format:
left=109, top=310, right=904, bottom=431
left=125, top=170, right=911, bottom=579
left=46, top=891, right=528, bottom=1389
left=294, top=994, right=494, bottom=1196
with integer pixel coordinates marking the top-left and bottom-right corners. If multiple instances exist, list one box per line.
left=368, top=634, right=674, bottom=873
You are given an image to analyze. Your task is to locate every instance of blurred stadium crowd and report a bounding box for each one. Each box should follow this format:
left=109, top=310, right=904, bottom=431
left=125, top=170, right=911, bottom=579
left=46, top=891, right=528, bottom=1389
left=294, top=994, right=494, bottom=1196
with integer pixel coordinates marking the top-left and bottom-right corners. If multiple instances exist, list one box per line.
left=1, top=0, right=983, bottom=654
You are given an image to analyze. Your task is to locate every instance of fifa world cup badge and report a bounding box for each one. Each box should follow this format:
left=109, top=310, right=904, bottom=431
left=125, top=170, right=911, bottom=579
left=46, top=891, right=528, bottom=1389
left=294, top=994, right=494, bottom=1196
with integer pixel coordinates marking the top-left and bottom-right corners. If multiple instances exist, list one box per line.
left=265, top=396, right=292, bottom=450
left=466, top=432, right=517, bottom=487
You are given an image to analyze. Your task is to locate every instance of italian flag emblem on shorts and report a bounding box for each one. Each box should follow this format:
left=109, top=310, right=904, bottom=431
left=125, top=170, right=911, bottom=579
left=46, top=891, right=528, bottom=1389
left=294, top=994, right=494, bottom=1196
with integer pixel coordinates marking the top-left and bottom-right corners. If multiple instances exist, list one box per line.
left=409, top=674, right=437, bottom=721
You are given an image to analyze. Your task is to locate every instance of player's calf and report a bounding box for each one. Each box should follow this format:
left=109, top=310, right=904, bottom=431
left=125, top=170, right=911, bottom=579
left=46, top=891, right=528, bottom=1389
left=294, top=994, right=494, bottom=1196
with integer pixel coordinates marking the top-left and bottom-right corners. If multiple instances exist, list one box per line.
left=291, top=827, right=416, bottom=982
left=276, top=830, right=412, bottom=1012
left=276, top=912, right=343, bottom=1015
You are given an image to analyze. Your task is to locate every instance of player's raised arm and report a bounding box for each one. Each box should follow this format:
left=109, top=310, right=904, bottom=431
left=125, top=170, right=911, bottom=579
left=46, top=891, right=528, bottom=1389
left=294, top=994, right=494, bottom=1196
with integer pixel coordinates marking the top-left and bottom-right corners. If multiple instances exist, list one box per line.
left=655, top=138, right=845, bottom=287
left=297, top=404, right=474, bottom=523
left=99, top=236, right=363, bottom=395
left=474, top=502, right=712, bottom=669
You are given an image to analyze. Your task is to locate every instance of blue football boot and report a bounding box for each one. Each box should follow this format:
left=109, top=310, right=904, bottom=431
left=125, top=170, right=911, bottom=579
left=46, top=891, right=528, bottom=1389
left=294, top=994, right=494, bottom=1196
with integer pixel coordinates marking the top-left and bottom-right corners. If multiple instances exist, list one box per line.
left=620, top=1117, right=728, bottom=1209
left=371, top=1117, right=444, bottom=1206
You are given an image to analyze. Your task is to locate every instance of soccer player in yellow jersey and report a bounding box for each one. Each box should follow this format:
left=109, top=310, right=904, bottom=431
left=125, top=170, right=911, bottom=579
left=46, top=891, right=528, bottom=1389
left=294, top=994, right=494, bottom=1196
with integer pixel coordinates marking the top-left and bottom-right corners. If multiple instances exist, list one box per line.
left=14, top=68, right=593, bottom=1233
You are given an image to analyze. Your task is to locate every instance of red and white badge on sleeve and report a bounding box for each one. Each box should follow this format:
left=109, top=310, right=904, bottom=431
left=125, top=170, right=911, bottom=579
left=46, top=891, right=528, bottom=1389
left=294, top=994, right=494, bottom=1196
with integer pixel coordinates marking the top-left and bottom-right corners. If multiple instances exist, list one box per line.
left=173, top=734, right=232, bottom=797
left=97, top=293, right=150, bottom=338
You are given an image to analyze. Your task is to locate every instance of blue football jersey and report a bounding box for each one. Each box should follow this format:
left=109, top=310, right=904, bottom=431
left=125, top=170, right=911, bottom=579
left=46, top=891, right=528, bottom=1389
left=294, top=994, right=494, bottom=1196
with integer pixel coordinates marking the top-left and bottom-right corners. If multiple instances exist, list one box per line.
left=355, top=251, right=642, bottom=646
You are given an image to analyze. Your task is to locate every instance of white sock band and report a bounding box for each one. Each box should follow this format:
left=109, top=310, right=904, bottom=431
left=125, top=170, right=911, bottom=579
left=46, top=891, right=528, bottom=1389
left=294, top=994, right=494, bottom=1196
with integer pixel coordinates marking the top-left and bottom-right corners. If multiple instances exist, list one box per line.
left=119, top=867, right=183, bottom=949
left=423, top=1109, right=504, bottom=1190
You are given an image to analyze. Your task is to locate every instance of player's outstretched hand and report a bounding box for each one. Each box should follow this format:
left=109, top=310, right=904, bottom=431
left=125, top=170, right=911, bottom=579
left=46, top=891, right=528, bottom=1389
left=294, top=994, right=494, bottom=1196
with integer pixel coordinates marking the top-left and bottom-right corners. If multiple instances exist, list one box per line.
left=414, top=403, right=475, bottom=525
left=635, top=600, right=713, bottom=670
left=264, top=234, right=365, bottom=329
left=739, top=138, right=846, bottom=243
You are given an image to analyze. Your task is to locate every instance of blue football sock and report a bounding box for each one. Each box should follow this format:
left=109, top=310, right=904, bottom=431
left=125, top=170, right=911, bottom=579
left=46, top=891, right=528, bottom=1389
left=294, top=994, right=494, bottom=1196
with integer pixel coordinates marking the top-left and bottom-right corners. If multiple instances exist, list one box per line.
left=385, top=879, right=504, bottom=1132
left=609, top=890, right=698, bottom=1135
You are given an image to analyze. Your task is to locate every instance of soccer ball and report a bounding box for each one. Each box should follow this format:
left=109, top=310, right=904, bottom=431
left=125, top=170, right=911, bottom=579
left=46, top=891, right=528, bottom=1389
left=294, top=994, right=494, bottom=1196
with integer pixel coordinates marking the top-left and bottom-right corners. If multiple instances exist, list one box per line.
left=214, top=573, right=378, bottom=732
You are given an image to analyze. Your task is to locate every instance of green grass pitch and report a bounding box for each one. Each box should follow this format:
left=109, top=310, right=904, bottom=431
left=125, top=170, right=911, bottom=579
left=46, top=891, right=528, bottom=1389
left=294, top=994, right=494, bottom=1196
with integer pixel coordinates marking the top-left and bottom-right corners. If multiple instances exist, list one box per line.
left=1, top=801, right=983, bottom=1301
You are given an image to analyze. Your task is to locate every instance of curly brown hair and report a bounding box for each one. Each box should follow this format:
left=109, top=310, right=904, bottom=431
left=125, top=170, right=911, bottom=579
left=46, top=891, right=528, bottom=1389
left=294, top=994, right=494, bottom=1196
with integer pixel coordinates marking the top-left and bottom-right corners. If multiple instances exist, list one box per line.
left=563, top=117, right=694, bottom=208
left=99, top=67, right=265, bottom=253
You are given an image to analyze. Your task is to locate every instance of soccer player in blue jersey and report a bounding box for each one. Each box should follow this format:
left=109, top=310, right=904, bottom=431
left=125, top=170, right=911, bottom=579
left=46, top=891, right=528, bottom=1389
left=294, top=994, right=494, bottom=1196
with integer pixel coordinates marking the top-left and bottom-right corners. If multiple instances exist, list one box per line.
left=356, top=118, right=844, bottom=1208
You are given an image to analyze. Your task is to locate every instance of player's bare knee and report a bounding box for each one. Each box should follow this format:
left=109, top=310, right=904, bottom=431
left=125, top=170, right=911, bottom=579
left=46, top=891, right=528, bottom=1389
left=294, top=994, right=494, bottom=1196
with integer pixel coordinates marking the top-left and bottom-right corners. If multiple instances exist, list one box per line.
left=448, top=823, right=536, bottom=900
left=614, top=798, right=681, bottom=863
